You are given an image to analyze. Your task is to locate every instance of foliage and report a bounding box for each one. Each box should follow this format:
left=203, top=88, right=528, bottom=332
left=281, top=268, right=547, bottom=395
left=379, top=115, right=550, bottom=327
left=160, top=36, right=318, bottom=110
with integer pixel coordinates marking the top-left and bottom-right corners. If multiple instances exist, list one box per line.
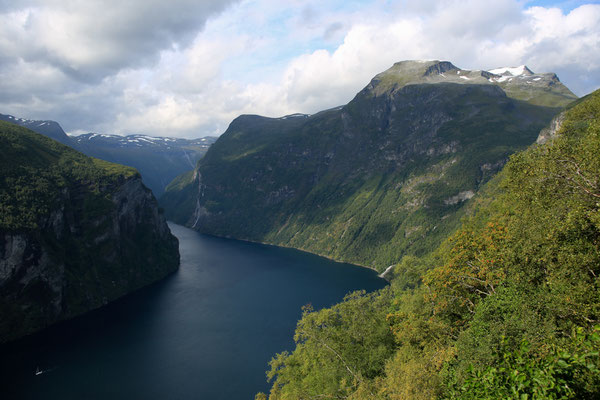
left=260, top=89, right=600, bottom=399
left=266, top=290, right=395, bottom=399
left=423, top=221, right=510, bottom=320
left=0, top=122, right=179, bottom=342
left=0, top=121, right=137, bottom=231
left=449, top=327, right=600, bottom=400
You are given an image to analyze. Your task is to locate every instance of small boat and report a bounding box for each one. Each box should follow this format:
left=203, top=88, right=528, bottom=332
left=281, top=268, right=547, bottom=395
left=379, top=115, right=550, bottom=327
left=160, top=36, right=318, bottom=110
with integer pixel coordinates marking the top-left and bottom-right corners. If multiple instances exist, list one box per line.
left=35, top=367, right=43, bottom=376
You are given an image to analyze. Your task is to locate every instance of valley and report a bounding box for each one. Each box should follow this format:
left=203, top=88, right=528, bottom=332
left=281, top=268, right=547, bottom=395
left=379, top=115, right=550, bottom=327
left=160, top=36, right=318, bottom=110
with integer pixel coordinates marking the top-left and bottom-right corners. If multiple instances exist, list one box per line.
left=1, top=58, right=598, bottom=400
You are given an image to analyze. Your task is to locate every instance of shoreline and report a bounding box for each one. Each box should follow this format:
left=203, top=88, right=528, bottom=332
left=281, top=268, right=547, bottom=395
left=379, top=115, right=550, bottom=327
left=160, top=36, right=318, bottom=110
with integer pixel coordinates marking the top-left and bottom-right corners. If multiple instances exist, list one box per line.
left=167, top=221, right=391, bottom=279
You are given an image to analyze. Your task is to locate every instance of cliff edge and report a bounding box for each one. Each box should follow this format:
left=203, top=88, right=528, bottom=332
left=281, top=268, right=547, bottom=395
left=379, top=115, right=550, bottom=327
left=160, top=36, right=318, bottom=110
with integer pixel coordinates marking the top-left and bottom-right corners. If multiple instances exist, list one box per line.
left=0, top=121, right=179, bottom=343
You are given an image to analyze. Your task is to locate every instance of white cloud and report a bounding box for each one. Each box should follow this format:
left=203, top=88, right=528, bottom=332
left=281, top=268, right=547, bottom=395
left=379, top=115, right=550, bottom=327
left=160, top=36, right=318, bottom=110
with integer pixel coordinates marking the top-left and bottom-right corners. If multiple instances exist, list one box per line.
left=0, top=0, right=239, bottom=81
left=0, top=0, right=599, bottom=138
left=241, top=0, right=600, bottom=119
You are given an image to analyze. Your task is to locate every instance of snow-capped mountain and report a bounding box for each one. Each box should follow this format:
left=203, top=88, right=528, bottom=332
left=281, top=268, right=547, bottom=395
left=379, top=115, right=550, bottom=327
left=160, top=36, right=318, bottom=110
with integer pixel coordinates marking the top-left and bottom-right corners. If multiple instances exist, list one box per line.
left=72, top=133, right=217, bottom=196
left=488, top=65, right=534, bottom=77
left=368, top=60, right=577, bottom=107
left=0, top=113, right=73, bottom=145
left=0, top=112, right=217, bottom=196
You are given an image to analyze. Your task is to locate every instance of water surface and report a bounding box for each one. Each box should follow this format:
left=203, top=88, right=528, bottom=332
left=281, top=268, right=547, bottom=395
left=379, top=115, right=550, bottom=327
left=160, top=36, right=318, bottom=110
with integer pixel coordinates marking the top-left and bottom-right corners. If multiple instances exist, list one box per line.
left=0, top=223, right=386, bottom=399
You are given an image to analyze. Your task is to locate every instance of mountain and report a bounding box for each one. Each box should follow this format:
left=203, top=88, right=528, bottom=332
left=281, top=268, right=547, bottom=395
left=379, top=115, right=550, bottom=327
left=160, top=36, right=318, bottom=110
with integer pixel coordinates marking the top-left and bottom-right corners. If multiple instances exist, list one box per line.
left=72, top=133, right=217, bottom=196
left=0, top=122, right=180, bottom=343
left=259, top=88, right=600, bottom=400
left=161, top=60, right=573, bottom=271
left=0, top=113, right=73, bottom=146
left=0, top=113, right=217, bottom=196
left=365, top=61, right=576, bottom=107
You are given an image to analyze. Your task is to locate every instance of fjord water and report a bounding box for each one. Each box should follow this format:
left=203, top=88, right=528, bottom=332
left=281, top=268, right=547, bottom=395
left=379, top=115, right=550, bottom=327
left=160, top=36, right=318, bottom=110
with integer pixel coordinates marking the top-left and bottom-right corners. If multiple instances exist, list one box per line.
left=1, top=223, right=386, bottom=399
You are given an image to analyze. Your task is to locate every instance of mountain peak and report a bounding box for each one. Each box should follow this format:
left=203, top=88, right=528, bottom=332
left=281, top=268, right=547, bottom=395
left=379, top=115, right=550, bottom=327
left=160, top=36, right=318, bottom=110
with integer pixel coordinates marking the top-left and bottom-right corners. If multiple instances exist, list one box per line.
left=0, top=112, right=72, bottom=146
left=359, top=60, right=576, bottom=107
left=364, top=60, right=459, bottom=95
left=386, top=60, right=459, bottom=77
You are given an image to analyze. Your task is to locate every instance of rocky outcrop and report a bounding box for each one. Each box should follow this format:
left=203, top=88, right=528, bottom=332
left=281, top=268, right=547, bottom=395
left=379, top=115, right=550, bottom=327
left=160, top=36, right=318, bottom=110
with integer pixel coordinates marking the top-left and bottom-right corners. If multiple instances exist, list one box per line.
left=536, top=112, right=566, bottom=144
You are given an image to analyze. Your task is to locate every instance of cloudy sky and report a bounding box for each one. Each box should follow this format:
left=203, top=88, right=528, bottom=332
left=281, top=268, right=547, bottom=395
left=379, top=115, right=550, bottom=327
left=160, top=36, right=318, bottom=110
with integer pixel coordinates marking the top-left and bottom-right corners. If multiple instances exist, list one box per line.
left=0, top=0, right=599, bottom=138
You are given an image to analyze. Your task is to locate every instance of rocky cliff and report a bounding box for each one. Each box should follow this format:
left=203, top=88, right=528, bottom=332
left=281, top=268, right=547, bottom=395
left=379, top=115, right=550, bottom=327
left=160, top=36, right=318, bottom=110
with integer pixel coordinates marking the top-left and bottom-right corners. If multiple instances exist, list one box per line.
left=0, top=121, right=179, bottom=343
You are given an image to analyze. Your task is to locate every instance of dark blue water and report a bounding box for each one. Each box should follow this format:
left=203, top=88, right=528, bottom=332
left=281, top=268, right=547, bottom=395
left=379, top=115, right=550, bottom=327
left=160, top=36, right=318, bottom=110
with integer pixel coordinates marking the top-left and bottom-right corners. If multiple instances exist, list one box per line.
left=0, top=223, right=386, bottom=399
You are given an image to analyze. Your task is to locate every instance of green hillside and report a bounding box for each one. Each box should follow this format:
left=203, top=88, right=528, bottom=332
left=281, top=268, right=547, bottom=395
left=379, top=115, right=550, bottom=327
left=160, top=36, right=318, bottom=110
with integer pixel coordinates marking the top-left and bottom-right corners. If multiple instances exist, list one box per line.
left=0, top=121, right=137, bottom=231
left=162, top=61, right=563, bottom=271
left=259, top=88, right=600, bottom=400
left=0, top=122, right=179, bottom=342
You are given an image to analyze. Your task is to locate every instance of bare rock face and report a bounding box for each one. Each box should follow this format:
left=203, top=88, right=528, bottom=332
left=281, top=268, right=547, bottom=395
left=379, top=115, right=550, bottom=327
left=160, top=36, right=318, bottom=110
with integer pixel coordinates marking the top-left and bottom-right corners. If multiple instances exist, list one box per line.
left=537, top=112, right=566, bottom=144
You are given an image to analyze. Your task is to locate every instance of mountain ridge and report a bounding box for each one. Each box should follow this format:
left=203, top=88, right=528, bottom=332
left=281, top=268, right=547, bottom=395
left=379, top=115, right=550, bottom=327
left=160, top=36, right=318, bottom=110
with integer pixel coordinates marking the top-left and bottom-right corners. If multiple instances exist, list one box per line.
left=364, top=60, right=576, bottom=107
left=0, top=113, right=73, bottom=146
left=259, top=87, right=600, bottom=400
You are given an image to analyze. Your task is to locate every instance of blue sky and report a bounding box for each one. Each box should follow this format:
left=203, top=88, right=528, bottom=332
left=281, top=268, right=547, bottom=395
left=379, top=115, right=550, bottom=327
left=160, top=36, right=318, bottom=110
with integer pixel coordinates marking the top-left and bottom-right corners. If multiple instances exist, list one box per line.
left=526, top=0, right=599, bottom=11
left=0, top=0, right=599, bottom=137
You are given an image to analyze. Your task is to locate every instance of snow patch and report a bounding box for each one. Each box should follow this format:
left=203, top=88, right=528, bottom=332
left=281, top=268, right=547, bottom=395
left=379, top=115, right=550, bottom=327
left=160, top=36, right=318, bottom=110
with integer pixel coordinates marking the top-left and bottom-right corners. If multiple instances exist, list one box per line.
left=488, top=65, right=532, bottom=77
left=459, top=76, right=470, bottom=80
left=278, top=113, right=309, bottom=120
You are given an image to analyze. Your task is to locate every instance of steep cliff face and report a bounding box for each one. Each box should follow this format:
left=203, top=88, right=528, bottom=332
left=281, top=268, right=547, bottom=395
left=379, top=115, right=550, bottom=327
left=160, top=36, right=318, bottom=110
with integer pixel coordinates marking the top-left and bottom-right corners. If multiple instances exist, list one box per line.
left=0, top=121, right=179, bottom=343
left=536, top=112, right=566, bottom=144
left=162, top=60, right=571, bottom=271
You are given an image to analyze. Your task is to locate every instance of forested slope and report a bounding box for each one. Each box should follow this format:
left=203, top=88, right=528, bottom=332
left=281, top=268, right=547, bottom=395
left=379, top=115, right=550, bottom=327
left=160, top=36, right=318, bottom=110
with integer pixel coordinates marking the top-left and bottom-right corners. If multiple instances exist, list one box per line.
left=259, top=88, right=600, bottom=400
left=0, top=122, right=179, bottom=342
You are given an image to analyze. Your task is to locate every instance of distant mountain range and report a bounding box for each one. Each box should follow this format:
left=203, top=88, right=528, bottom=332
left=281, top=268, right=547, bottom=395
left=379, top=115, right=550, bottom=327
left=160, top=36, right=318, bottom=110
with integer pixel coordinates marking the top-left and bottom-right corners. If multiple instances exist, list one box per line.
left=160, top=60, right=576, bottom=271
left=0, top=113, right=217, bottom=196
left=72, top=133, right=216, bottom=196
